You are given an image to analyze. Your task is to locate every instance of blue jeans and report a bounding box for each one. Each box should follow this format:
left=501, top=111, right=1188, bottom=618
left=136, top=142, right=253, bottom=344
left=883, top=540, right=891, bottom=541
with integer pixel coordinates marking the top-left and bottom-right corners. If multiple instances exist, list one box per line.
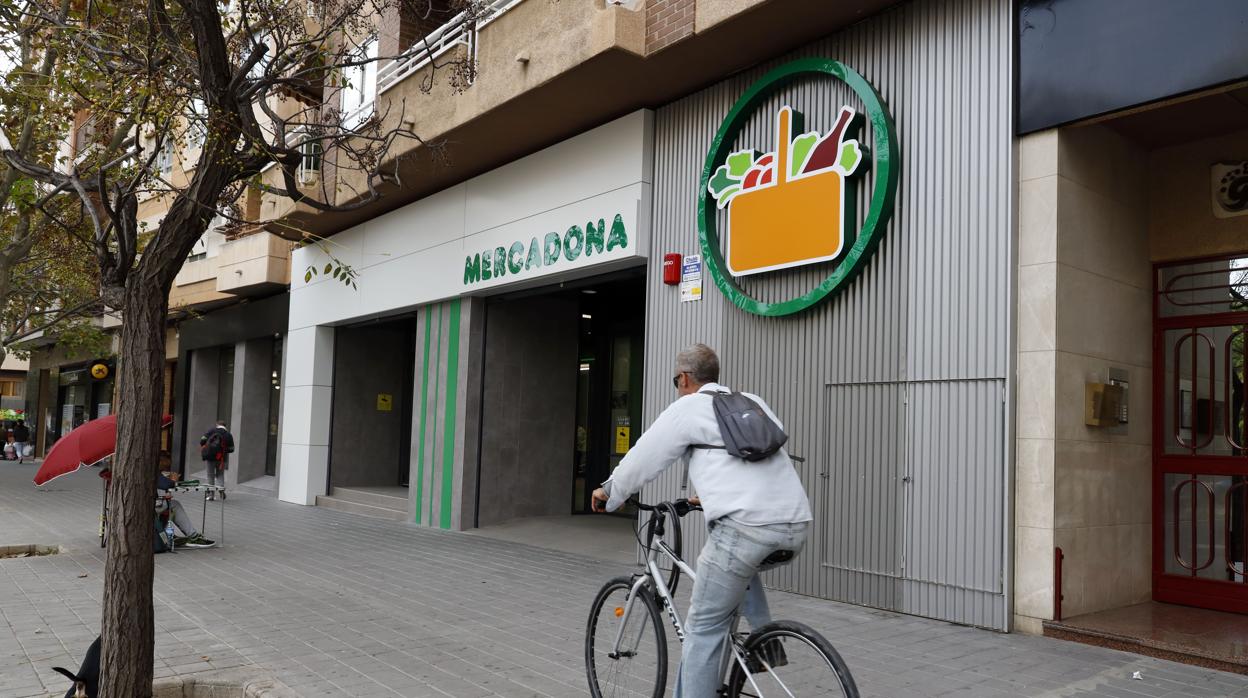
left=674, top=519, right=809, bottom=698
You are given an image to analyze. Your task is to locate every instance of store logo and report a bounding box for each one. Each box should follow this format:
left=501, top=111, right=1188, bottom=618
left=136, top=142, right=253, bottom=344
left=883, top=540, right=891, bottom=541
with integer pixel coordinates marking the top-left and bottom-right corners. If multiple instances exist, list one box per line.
left=463, top=214, right=629, bottom=286
left=698, top=58, right=898, bottom=316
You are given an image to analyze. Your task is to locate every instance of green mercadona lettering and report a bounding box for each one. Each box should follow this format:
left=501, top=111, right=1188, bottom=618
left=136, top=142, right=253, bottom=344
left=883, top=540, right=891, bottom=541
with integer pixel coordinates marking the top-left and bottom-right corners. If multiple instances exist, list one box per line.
left=463, top=214, right=629, bottom=285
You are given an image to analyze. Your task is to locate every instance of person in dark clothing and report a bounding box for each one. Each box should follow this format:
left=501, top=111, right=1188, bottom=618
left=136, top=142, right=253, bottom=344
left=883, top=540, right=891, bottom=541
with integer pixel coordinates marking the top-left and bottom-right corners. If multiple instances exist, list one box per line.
left=199, top=420, right=234, bottom=501
left=13, top=420, right=30, bottom=463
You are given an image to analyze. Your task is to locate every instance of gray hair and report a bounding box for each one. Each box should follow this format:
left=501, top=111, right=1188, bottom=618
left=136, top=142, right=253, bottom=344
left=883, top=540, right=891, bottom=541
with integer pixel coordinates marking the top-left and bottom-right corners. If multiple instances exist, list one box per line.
left=675, top=344, right=720, bottom=384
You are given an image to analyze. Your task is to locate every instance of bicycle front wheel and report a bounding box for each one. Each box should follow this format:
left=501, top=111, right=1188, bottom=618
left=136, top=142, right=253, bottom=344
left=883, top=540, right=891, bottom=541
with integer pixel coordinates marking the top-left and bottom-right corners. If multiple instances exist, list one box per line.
left=726, top=620, right=858, bottom=697
left=585, top=576, right=667, bottom=698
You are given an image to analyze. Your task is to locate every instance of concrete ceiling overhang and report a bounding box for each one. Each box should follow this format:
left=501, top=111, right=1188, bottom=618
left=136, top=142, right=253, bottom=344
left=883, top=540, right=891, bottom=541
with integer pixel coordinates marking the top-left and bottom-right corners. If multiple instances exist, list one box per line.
left=280, top=0, right=900, bottom=239
left=1098, top=84, right=1248, bottom=149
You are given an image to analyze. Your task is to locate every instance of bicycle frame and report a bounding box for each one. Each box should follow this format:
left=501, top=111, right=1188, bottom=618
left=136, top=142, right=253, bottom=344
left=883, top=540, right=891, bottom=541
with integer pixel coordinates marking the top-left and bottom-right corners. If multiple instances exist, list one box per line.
left=608, top=503, right=767, bottom=694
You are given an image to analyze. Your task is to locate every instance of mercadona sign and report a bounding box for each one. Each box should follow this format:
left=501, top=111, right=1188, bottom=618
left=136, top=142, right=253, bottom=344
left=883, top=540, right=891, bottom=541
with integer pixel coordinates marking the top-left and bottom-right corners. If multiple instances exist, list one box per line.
left=463, top=214, right=630, bottom=286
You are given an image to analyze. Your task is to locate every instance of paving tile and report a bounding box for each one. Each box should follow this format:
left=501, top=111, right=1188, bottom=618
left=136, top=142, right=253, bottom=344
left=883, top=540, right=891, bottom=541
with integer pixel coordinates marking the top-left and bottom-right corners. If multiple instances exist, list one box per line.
left=1, top=463, right=1245, bottom=697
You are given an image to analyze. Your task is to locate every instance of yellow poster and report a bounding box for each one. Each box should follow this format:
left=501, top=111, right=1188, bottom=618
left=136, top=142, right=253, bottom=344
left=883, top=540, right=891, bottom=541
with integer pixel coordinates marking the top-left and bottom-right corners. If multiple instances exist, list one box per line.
left=615, top=426, right=631, bottom=454
left=376, top=393, right=393, bottom=411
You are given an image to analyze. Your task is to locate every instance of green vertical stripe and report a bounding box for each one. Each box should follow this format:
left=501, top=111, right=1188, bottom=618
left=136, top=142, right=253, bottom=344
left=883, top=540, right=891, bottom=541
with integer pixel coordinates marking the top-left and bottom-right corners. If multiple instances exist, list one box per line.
left=430, top=304, right=444, bottom=524
left=439, top=299, right=462, bottom=530
left=414, top=309, right=433, bottom=524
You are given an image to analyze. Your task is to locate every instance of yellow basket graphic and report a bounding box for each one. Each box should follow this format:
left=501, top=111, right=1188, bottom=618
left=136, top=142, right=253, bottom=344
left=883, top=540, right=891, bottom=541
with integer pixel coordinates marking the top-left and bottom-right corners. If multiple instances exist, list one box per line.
left=726, top=109, right=846, bottom=277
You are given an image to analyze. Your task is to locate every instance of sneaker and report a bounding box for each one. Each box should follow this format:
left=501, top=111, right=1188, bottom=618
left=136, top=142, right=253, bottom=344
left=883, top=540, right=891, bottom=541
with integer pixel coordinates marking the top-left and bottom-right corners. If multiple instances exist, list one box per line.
left=173, top=535, right=189, bottom=547
left=182, top=535, right=216, bottom=549
left=746, top=638, right=788, bottom=674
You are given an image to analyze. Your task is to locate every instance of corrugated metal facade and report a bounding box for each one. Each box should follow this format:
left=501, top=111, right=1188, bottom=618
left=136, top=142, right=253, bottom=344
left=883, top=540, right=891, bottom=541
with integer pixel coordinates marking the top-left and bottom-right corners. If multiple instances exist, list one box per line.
left=645, top=0, right=1013, bottom=629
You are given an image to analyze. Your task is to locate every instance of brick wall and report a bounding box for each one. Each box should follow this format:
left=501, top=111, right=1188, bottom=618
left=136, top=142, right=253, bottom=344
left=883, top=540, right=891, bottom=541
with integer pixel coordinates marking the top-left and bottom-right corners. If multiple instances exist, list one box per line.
left=645, top=0, right=695, bottom=54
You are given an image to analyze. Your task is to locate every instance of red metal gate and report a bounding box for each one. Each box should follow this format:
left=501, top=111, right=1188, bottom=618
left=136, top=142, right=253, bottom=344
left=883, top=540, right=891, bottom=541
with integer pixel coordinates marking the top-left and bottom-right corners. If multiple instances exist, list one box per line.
left=1153, top=255, right=1248, bottom=613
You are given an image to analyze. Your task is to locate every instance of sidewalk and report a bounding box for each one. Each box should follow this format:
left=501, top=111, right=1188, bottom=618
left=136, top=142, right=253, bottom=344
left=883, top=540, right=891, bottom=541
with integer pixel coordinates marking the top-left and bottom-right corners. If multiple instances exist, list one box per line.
left=0, top=463, right=1244, bottom=697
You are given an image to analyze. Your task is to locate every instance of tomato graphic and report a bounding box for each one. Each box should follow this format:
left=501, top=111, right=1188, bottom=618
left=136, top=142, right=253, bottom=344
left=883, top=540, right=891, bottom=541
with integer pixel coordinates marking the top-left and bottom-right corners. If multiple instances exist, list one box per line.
left=741, top=154, right=774, bottom=190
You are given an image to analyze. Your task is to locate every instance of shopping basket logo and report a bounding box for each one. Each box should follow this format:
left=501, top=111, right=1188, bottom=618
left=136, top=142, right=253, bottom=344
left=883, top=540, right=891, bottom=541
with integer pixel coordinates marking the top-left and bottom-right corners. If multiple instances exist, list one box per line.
left=708, top=105, right=862, bottom=276
left=698, top=58, right=898, bottom=317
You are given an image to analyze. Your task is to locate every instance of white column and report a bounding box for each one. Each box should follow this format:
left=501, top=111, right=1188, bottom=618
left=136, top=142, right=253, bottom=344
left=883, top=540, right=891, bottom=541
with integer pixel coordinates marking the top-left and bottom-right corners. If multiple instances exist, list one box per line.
left=277, top=325, right=335, bottom=505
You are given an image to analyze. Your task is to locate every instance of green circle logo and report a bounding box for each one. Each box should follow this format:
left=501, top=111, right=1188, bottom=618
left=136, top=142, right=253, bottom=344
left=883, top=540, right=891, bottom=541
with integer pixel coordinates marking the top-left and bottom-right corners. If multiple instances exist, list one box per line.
left=698, top=58, right=899, bottom=317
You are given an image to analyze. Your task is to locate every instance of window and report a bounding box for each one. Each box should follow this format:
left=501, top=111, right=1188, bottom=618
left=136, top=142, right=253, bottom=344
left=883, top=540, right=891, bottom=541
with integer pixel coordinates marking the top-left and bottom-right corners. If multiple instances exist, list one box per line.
left=188, top=98, right=207, bottom=149
left=155, top=138, right=176, bottom=176
left=187, top=236, right=208, bottom=262
left=248, top=31, right=271, bottom=80
left=299, top=138, right=322, bottom=185
left=340, top=37, right=378, bottom=130
left=74, top=115, right=98, bottom=154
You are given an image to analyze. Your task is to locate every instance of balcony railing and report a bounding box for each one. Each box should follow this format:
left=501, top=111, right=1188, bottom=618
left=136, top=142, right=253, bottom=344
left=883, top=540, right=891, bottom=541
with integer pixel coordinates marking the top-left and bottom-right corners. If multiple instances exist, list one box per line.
left=376, top=0, right=524, bottom=95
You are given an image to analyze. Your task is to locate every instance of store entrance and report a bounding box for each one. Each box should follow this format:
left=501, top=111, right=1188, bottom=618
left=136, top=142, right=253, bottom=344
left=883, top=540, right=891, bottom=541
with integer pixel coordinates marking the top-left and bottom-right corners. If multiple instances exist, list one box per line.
left=571, top=279, right=644, bottom=515
left=475, top=271, right=645, bottom=532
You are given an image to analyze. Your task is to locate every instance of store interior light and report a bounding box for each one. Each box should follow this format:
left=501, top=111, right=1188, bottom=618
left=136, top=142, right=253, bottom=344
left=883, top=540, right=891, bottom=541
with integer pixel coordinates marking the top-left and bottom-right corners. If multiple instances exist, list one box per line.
left=582, top=313, right=592, bottom=319
left=582, top=289, right=597, bottom=294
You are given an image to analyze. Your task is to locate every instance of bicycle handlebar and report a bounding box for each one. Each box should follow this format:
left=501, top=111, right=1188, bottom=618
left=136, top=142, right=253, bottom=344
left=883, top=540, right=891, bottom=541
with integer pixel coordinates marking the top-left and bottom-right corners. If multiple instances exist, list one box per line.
left=628, top=497, right=701, bottom=516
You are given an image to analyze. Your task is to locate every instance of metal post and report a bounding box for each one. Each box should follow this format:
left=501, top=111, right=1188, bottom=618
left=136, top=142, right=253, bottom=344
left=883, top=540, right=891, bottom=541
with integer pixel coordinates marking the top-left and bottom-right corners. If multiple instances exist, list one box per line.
left=1054, top=547, right=1064, bottom=622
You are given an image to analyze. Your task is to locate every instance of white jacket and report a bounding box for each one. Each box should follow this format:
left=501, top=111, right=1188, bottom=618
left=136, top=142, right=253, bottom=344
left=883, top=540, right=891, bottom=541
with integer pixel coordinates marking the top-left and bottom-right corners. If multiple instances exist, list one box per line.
left=604, top=383, right=812, bottom=525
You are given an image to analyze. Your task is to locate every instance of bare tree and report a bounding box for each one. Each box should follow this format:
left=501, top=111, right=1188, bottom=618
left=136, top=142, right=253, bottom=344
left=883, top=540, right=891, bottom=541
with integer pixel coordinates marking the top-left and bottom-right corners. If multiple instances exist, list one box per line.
left=0, top=0, right=483, bottom=692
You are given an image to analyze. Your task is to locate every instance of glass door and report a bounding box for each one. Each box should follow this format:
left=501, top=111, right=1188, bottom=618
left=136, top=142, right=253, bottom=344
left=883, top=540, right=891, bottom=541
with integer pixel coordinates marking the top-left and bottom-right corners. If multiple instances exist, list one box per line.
left=1154, top=257, right=1248, bottom=613
left=570, top=278, right=645, bottom=515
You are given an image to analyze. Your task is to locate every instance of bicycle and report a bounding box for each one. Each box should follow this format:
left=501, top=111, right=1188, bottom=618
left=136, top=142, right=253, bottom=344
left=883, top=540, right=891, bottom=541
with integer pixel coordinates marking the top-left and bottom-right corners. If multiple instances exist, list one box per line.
left=585, top=498, right=858, bottom=697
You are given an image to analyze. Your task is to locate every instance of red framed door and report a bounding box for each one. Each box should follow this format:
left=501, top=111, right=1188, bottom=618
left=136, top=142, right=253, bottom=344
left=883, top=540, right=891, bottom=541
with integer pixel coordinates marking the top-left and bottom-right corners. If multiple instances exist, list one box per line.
left=1153, top=255, right=1248, bottom=613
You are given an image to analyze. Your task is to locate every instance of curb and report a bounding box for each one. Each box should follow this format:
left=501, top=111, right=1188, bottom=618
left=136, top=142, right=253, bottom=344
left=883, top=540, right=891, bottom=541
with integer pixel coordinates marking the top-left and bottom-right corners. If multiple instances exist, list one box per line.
left=152, top=667, right=299, bottom=697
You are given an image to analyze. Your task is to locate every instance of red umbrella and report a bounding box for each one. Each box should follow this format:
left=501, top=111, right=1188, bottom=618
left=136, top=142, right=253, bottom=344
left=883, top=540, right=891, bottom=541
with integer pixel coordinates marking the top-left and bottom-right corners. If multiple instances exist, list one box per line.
left=33, top=414, right=174, bottom=486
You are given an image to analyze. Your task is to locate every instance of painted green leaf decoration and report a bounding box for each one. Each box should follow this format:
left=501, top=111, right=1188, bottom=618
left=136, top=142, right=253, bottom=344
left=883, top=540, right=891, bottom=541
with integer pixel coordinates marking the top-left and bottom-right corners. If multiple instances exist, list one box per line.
left=708, top=165, right=739, bottom=198
left=304, top=270, right=313, bottom=283
left=726, top=150, right=754, bottom=178
left=323, top=263, right=333, bottom=274
left=837, top=141, right=862, bottom=175
left=713, top=185, right=740, bottom=209
left=789, top=133, right=818, bottom=177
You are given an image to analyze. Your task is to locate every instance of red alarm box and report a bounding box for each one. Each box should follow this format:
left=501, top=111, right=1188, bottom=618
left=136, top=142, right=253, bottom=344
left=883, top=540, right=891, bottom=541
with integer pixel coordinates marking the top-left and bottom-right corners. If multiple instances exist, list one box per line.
left=663, top=253, right=682, bottom=285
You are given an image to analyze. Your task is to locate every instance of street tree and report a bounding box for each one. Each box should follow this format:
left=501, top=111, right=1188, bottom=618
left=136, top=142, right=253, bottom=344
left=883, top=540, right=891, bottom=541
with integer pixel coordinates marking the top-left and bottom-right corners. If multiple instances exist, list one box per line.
left=0, top=10, right=107, bottom=366
left=0, top=0, right=482, bottom=693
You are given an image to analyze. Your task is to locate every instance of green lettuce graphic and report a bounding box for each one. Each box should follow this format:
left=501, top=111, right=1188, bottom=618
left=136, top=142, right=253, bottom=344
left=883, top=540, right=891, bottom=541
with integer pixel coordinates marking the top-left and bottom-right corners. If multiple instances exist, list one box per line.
left=708, top=149, right=757, bottom=209
left=789, top=131, right=819, bottom=178
left=836, top=140, right=862, bottom=175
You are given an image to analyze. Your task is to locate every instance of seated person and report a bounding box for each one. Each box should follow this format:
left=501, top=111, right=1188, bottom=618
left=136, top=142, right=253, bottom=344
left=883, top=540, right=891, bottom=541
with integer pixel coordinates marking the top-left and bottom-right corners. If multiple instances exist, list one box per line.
left=157, top=455, right=214, bottom=549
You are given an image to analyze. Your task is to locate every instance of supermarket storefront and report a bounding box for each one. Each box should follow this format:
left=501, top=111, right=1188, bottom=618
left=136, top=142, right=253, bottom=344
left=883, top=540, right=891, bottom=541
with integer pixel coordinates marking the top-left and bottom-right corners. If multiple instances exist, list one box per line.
left=276, top=0, right=1017, bottom=631
left=277, top=110, right=654, bottom=526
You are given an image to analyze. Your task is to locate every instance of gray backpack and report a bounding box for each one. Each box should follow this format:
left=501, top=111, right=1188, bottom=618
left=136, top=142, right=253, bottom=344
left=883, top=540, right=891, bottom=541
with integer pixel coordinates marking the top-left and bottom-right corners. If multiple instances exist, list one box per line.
left=694, top=390, right=788, bottom=462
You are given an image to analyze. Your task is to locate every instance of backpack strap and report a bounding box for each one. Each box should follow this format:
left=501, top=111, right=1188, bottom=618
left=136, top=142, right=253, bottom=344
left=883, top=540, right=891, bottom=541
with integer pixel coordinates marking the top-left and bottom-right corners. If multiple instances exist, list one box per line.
left=692, top=389, right=728, bottom=451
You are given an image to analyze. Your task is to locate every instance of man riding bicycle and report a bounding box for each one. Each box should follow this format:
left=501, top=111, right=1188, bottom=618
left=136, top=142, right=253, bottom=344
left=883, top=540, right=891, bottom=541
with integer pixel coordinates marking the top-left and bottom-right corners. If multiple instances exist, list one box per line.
left=592, top=343, right=812, bottom=698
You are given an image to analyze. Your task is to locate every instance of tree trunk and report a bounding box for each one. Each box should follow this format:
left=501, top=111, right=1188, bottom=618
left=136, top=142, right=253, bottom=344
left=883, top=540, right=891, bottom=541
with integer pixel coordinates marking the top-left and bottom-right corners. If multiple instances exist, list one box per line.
left=99, top=280, right=170, bottom=697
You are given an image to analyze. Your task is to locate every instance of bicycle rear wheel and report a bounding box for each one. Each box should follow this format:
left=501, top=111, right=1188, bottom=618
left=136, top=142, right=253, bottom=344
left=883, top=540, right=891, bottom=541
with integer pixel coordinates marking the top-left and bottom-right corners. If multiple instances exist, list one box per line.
left=585, top=576, right=667, bottom=698
left=726, top=620, right=858, bottom=697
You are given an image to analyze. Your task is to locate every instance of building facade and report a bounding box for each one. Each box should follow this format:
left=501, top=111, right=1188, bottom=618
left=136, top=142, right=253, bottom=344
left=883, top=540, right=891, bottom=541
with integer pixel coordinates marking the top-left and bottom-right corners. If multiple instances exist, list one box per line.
left=277, top=0, right=1015, bottom=631
left=257, top=0, right=1248, bottom=636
